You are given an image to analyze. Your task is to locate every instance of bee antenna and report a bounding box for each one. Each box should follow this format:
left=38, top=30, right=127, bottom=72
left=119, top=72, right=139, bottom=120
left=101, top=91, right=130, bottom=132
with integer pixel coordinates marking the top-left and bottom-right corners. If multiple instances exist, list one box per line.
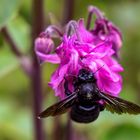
left=93, top=64, right=104, bottom=74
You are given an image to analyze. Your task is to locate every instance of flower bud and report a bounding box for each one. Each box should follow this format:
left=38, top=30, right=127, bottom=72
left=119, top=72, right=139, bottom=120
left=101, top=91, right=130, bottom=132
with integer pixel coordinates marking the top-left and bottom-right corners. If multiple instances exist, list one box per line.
left=35, top=32, right=55, bottom=63
left=35, top=32, right=54, bottom=55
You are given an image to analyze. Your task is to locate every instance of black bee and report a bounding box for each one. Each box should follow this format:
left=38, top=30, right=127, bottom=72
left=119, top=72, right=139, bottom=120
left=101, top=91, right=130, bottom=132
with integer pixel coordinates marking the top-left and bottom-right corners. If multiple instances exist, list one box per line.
left=38, top=69, right=140, bottom=123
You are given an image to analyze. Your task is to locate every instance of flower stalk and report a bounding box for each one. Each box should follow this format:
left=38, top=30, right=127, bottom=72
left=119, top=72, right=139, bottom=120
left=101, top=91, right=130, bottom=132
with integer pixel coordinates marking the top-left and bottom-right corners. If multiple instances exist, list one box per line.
left=31, top=0, right=45, bottom=139
left=86, top=6, right=104, bottom=30
left=1, top=27, right=23, bottom=57
left=45, top=25, right=63, bottom=37
left=62, top=0, right=75, bottom=25
left=1, top=27, right=32, bottom=75
left=66, top=20, right=82, bottom=41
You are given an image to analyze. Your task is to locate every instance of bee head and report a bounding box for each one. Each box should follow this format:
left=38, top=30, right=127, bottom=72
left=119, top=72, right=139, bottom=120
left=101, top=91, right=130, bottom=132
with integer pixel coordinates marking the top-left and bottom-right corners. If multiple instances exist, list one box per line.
left=78, top=69, right=96, bottom=82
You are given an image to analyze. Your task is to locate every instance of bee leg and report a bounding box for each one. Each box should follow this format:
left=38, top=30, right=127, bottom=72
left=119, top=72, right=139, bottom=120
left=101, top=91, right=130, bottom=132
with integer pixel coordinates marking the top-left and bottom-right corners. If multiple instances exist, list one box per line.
left=99, top=104, right=105, bottom=111
left=64, top=78, right=72, bottom=96
left=73, top=79, right=79, bottom=89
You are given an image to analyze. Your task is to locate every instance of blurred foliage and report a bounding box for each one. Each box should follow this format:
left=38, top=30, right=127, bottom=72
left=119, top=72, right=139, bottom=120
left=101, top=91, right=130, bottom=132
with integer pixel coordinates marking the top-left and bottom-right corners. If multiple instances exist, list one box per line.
left=0, top=0, right=140, bottom=140
left=0, top=0, right=22, bottom=28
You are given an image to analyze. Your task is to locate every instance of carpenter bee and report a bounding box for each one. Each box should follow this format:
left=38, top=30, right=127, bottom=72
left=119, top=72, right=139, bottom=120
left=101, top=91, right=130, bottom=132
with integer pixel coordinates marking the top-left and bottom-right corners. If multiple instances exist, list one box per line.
left=38, top=69, right=140, bottom=123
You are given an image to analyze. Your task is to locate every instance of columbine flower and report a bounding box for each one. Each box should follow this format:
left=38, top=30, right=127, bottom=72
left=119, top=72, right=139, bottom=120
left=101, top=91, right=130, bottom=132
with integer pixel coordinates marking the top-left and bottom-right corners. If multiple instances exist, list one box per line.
left=88, top=6, right=122, bottom=58
left=35, top=6, right=123, bottom=99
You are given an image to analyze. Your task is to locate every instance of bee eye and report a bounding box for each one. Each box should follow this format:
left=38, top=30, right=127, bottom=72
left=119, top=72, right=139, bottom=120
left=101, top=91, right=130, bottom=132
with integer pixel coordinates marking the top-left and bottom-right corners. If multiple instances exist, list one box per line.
left=88, top=73, right=94, bottom=78
left=79, top=75, right=86, bottom=81
left=88, top=75, right=92, bottom=79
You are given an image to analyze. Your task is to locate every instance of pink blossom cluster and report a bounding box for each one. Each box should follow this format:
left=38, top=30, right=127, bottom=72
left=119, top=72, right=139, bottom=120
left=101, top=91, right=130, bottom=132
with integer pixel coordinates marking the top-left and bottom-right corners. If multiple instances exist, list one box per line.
left=35, top=6, right=123, bottom=99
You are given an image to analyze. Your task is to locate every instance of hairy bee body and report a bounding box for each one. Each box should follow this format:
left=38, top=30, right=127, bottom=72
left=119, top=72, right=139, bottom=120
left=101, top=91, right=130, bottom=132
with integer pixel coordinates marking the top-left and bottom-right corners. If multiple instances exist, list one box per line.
left=70, top=80, right=103, bottom=123
left=71, top=103, right=100, bottom=123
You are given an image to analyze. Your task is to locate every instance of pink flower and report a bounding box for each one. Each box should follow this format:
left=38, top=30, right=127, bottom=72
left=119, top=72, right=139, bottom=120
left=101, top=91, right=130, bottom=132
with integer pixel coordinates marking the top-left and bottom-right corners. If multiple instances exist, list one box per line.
left=78, top=19, right=94, bottom=43
left=87, top=6, right=122, bottom=58
left=91, top=18, right=122, bottom=58
left=35, top=6, right=123, bottom=99
left=48, top=35, right=123, bottom=98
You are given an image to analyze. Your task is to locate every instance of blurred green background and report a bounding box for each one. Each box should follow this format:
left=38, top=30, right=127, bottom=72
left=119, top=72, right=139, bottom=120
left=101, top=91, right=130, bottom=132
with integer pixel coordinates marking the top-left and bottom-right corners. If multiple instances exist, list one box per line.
left=0, top=0, right=140, bottom=140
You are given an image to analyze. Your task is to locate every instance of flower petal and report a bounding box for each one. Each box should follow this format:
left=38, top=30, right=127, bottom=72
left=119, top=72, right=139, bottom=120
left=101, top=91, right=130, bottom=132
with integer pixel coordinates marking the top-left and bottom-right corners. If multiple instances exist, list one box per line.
left=97, top=71, right=122, bottom=96
left=78, top=19, right=94, bottom=43
left=36, top=53, right=60, bottom=64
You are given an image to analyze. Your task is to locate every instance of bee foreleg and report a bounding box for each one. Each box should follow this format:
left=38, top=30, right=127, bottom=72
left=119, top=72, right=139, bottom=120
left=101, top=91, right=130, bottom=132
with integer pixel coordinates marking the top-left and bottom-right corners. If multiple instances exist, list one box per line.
left=64, top=78, right=72, bottom=96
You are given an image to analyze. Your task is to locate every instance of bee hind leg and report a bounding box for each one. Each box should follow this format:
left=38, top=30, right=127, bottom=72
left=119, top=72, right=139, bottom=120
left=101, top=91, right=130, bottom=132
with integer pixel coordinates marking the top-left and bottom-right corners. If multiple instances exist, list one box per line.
left=99, top=104, right=105, bottom=111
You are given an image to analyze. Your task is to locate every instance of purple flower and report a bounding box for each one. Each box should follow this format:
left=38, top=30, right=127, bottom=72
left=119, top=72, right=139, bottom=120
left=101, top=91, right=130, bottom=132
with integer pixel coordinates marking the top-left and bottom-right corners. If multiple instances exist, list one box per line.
left=47, top=35, right=123, bottom=98
left=91, top=19, right=122, bottom=58
left=87, top=6, right=122, bottom=58
left=35, top=6, right=123, bottom=99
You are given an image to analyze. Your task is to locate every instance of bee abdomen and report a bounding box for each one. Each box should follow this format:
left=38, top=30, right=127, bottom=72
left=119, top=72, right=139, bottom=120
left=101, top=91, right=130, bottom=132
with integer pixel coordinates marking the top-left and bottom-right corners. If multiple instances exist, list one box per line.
left=70, top=104, right=100, bottom=123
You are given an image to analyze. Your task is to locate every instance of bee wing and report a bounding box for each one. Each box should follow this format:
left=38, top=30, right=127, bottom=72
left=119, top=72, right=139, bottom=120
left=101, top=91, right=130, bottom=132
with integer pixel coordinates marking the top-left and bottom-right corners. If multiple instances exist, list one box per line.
left=38, top=93, right=77, bottom=118
left=99, top=92, right=140, bottom=115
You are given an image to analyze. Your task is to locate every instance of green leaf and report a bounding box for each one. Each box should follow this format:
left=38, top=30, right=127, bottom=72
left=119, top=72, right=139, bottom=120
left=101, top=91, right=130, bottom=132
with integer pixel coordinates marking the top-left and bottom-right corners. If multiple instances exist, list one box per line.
left=7, top=16, right=30, bottom=52
left=0, top=47, right=18, bottom=79
left=0, top=0, right=22, bottom=29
